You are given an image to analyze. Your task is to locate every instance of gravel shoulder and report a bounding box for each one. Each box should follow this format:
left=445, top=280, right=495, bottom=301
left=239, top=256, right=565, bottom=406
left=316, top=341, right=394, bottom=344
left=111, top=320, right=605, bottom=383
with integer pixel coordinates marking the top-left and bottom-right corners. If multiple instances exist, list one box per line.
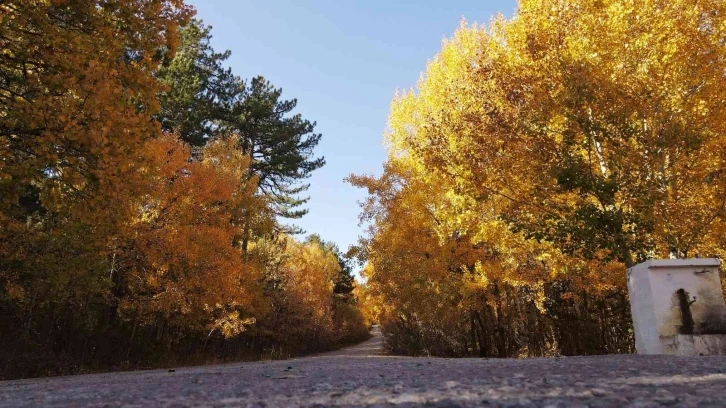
left=2, top=327, right=726, bottom=407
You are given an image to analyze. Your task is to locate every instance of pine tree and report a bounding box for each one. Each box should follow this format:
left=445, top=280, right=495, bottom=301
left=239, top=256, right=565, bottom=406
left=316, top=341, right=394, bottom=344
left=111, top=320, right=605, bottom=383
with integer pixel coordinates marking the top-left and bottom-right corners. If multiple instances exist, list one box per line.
left=158, top=24, right=325, bottom=221
left=156, top=19, right=241, bottom=147
left=233, top=76, right=325, bottom=220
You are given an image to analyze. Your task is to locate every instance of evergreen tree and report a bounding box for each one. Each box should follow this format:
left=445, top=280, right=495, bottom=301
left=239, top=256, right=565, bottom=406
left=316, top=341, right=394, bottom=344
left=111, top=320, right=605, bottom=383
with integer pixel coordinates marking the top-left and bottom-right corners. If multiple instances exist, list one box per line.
left=233, top=76, right=325, bottom=220
left=158, top=22, right=324, bottom=219
left=156, top=19, right=240, bottom=146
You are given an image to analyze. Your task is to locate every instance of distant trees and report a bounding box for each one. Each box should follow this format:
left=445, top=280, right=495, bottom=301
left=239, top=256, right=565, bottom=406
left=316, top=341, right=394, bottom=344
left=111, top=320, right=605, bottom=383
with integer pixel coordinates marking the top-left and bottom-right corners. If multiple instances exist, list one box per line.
left=351, top=0, right=726, bottom=357
left=0, top=2, right=365, bottom=380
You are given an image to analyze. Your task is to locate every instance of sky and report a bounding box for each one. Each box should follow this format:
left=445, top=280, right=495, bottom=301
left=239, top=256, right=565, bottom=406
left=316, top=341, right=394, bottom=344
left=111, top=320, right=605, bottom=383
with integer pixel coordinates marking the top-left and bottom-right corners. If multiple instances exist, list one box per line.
left=187, top=0, right=518, bottom=256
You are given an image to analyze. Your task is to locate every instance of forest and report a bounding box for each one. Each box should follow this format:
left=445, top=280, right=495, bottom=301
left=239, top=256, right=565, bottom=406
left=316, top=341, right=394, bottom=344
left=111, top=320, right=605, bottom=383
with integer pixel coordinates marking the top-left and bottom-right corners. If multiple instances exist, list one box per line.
left=349, top=0, right=726, bottom=358
left=4, top=0, right=726, bottom=381
left=0, top=1, right=368, bottom=379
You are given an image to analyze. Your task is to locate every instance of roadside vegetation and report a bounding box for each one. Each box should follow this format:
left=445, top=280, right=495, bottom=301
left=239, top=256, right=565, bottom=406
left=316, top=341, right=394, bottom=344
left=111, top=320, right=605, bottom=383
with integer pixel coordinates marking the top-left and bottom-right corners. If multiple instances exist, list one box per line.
left=0, top=1, right=368, bottom=380
left=4, top=0, right=726, bottom=378
left=349, top=0, right=726, bottom=357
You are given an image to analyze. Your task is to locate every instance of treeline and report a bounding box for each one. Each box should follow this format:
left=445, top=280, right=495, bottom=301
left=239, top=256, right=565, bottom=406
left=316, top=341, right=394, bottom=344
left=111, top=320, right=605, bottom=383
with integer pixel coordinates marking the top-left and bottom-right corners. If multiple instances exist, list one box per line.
left=0, top=1, right=367, bottom=379
left=349, top=0, right=726, bottom=357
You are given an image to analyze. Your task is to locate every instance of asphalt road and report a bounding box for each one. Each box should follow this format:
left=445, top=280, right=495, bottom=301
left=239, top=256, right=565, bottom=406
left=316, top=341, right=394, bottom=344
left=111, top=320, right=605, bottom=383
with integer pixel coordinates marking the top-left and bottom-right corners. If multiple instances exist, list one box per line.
left=2, top=327, right=726, bottom=407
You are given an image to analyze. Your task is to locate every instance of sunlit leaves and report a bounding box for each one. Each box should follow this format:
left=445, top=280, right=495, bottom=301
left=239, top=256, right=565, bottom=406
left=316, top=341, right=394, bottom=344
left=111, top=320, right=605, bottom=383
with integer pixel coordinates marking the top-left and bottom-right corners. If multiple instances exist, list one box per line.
left=0, top=2, right=361, bottom=376
left=349, top=0, right=726, bottom=357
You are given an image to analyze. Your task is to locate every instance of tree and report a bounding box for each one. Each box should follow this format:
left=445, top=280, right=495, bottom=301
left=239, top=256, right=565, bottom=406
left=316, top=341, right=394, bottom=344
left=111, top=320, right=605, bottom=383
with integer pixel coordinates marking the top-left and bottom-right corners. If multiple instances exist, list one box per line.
left=297, top=235, right=368, bottom=345
left=156, top=19, right=240, bottom=147
left=0, top=0, right=191, bottom=378
left=386, top=0, right=726, bottom=267
left=0, top=0, right=191, bottom=327
left=1, top=0, right=190, bottom=224
left=118, top=134, right=264, bottom=337
left=305, top=234, right=356, bottom=299
left=157, top=23, right=325, bottom=221
left=348, top=148, right=632, bottom=357
left=0, top=1, right=357, bottom=379
left=233, top=76, right=325, bottom=220
left=346, top=0, right=726, bottom=358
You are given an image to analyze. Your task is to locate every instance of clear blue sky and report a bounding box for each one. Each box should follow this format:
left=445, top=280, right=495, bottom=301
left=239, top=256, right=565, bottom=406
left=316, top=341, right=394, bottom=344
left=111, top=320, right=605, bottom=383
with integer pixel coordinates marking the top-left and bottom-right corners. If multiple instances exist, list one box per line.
left=187, top=0, right=518, bottom=255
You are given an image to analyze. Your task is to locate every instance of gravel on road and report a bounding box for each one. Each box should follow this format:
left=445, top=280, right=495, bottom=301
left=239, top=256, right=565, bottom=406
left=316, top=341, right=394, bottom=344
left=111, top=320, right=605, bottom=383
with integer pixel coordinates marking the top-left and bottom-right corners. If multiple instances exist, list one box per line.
left=2, top=327, right=726, bottom=407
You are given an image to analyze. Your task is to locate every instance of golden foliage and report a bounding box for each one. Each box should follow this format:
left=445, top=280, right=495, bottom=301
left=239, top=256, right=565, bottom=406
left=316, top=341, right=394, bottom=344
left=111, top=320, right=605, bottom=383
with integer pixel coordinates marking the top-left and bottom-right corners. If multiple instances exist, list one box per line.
left=1, top=0, right=192, bottom=225
left=0, top=1, right=366, bottom=378
left=350, top=0, right=726, bottom=357
left=118, top=134, right=264, bottom=335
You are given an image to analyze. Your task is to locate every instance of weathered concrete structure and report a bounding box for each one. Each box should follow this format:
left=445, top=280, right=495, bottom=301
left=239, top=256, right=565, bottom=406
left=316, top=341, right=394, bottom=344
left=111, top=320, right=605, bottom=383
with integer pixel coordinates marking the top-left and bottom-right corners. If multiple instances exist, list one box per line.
left=627, top=258, right=726, bottom=355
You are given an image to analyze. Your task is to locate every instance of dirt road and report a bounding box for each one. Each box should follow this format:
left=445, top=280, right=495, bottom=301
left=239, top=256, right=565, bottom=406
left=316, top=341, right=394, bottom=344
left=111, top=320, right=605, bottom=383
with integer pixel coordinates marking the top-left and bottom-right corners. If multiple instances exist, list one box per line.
left=2, top=327, right=726, bottom=407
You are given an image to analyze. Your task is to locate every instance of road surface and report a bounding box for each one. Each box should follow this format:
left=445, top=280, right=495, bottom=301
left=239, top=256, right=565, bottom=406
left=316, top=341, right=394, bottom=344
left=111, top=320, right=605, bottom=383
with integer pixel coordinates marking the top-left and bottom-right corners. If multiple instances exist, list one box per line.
left=2, top=326, right=726, bottom=407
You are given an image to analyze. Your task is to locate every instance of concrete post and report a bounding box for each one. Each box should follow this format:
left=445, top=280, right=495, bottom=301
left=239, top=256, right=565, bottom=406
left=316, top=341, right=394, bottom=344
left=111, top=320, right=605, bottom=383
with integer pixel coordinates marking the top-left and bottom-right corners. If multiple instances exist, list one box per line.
left=627, top=258, right=726, bottom=355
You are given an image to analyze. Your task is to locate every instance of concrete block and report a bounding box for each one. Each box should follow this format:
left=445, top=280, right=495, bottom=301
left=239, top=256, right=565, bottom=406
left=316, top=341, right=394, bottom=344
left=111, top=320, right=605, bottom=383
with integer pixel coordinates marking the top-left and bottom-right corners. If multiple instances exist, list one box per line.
left=661, top=334, right=726, bottom=356
left=627, top=258, right=726, bottom=355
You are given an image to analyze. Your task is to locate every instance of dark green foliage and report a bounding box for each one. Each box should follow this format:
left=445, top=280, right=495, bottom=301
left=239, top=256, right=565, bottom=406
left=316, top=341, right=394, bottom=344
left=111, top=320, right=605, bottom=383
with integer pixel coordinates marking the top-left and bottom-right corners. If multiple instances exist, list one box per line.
left=233, top=76, right=325, bottom=219
left=158, top=22, right=324, bottom=219
left=157, top=19, right=241, bottom=146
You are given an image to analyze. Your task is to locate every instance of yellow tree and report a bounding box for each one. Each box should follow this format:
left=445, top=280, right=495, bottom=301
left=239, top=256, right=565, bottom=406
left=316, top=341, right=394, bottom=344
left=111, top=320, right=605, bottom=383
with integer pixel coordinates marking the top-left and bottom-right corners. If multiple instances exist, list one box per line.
left=388, top=0, right=726, bottom=267
left=1, top=0, right=191, bottom=224
left=0, top=0, right=191, bottom=354
left=118, top=134, right=265, bottom=338
left=277, top=237, right=339, bottom=344
left=346, top=0, right=726, bottom=356
left=348, top=157, right=565, bottom=356
left=350, top=152, right=633, bottom=356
